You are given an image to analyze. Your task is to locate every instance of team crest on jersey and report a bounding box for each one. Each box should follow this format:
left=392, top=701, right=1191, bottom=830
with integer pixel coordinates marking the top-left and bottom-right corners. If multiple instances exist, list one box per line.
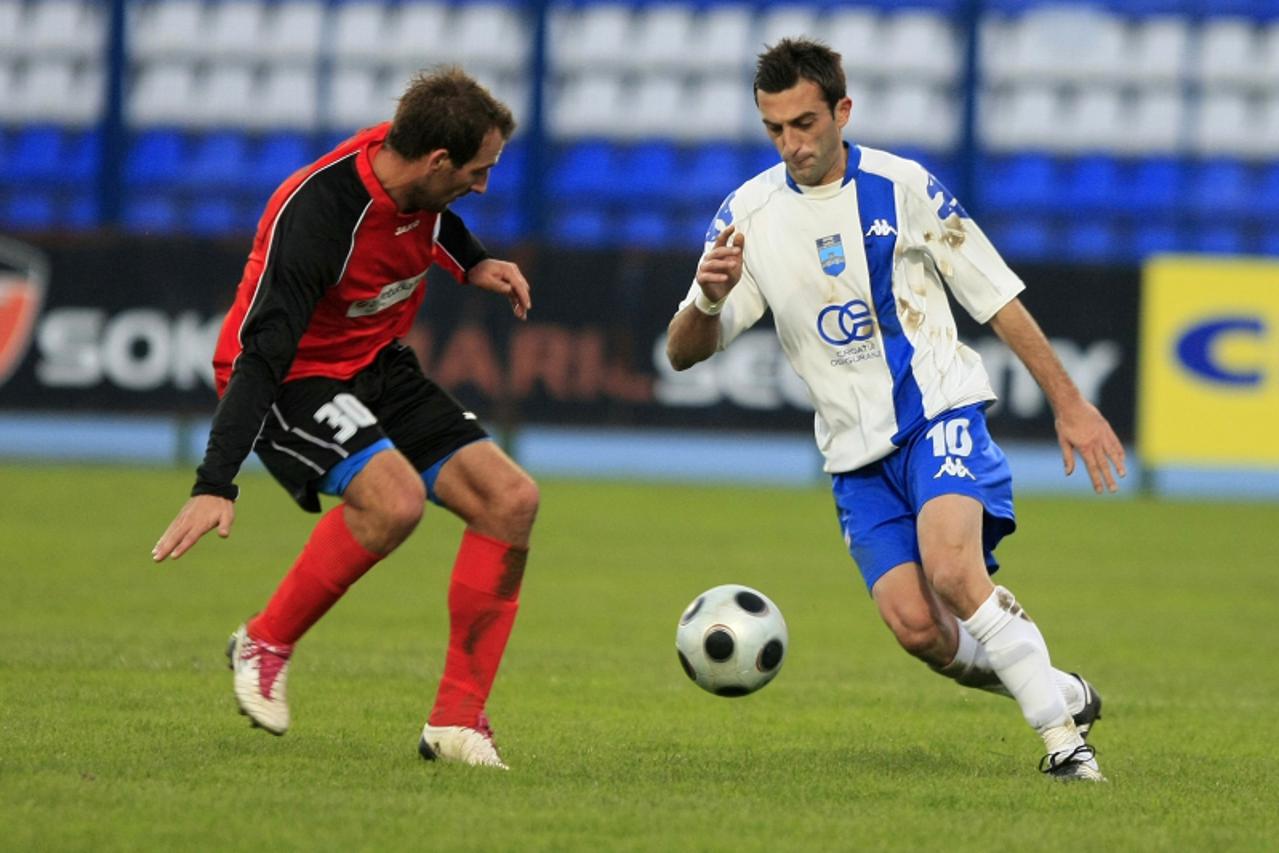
left=816, top=234, right=845, bottom=276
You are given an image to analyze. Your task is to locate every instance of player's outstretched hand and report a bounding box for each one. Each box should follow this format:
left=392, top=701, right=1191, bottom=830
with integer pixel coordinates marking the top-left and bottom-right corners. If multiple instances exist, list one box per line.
left=152, top=494, right=235, bottom=562
left=1055, top=398, right=1127, bottom=494
left=696, top=225, right=745, bottom=302
left=468, top=258, right=531, bottom=320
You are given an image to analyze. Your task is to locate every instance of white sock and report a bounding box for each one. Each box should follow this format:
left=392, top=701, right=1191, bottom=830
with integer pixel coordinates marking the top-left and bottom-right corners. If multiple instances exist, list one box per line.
left=960, top=586, right=1072, bottom=734
left=935, top=623, right=1086, bottom=715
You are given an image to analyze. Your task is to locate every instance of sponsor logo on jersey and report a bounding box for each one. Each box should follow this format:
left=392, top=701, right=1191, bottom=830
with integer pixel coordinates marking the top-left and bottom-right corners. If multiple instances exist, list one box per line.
left=932, top=456, right=976, bottom=480
left=817, top=299, right=875, bottom=346
left=395, top=219, right=421, bottom=236
left=347, top=271, right=427, bottom=317
left=816, top=233, right=846, bottom=276
left=0, top=237, right=49, bottom=390
left=863, top=219, right=897, bottom=238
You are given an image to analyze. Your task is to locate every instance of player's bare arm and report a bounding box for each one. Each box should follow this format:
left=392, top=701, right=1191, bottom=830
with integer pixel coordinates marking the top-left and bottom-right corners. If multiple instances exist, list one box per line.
left=989, top=297, right=1126, bottom=493
left=467, top=257, right=531, bottom=320
left=667, top=226, right=744, bottom=370
left=153, top=494, right=235, bottom=562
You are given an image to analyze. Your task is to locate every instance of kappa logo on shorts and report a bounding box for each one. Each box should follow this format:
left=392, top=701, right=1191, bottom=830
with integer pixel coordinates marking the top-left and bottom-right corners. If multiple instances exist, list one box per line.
left=933, top=456, right=976, bottom=480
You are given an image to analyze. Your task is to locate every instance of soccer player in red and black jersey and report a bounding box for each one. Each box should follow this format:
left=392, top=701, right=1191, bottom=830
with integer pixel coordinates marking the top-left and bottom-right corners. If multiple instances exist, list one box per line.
left=152, top=68, right=535, bottom=769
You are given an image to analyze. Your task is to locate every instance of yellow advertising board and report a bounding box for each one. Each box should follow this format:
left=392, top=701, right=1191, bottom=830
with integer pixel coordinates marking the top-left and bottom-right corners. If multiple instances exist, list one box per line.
left=1140, top=256, right=1279, bottom=467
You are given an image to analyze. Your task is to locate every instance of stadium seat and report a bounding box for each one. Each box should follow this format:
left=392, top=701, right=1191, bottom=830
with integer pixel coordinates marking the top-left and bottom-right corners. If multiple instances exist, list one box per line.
left=385, top=2, right=452, bottom=67
left=619, top=209, right=676, bottom=248
left=681, top=75, right=754, bottom=141
left=452, top=3, right=529, bottom=72
left=11, top=59, right=104, bottom=126
left=249, top=132, right=310, bottom=191
left=1130, top=220, right=1181, bottom=260
left=1196, top=17, right=1261, bottom=88
left=3, top=191, right=57, bottom=231
left=1066, top=220, right=1120, bottom=262
left=0, top=1, right=23, bottom=58
left=130, top=0, right=203, bottom=59
left=758, top=6, right=822, bottom=51
left=328, top=65, right=394, bottom=130
left=682, top=143, right=746, bottom=206
left=1192, top=224, right=1246, bottom=256
left=880, top=10, right=960, bottom=83
left=553, top=3, right=632, bottom=72
left=550, top=205, right=609, bottom=247
left=827, top=8, right=883, bottom=77
left=1187, top=159, right=1251, bottom=216
left=262, top=1, right=326, bottom=63
left=623, top=142, right=681, bottom=200
left=1127, top=156, right=1184, bottom=215
left=1192, top=89, right=1261, bottom=158
left=1121, top=88, right=1184, bottom=155
left=63, top=128, right=102, bottom=185
left=189, top=198, right=242, bottom=236
left=3, top=126, right=65, bottom=184
left=123, top=194, right=180, bottom=234
left=985, top=216, right=1050, bottom=261
left=549, top=140, right=622, bottom=201
left=685, top=3, right=753, bottom=73
left=1257, top=163, right=1279, bottom=216
left=125, top=129, right=186, bottom=187
left=253, top=66, right=319, bottom=131
left=980, top=85, right=1060, bottom=152
left=1065, top=156, right=1125, bottom=214
left=186, top=131, right=252, bottom=190
left=631, top=3, right=696, bottom=72
left=549, top=73, right=625, bottom=139
left=978, top=154, right=1060, bottom=213
left=618, top=76, right=686, bottom=139
left=65, top=193, right=98, bottom=230
left=128, top=62, right=199, bottom=127
left=199, top=65, right=257, bottom=127
left=332, top=0, right=391, bottom=63
left=205, top=0, right=268, bottom=61
left=1128, top=16, right=1190, bottom=85
left=26, top=0, right=103, bottom=57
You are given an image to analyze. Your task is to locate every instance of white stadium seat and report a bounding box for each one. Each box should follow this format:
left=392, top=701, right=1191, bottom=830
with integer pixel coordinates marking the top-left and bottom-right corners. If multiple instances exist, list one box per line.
left=25, top=0, right=104, bottom=57
left=632, top=4, right=696, bottom=72
left=263, top=1, right=327, bottom=63
left=205, top=0, right=268, bottom=62
left=549, top=73, right=625, bottom=138
left=1196, top=18, right=1261, bottom=87
left=130, top=0, right=203, bottom=60
left=681, top=75, right=755, bottom=141
left=252, top=66, right=319, bottom=130
left=1119, top=88, right=1185, bottom=154
left=333, top=1, right=392, bottom=64
left=0, top=1, right=25, bottom=57
left=980, top=84, right=1059, bottom=152
left=199, top=65, right=257, bottom=126
left=128, top=61, right=198, bottom=127
left=756, top=6, right=820, bottom=54
left=385, top=2, right=453, bottom=67
left=1259, top=21, right=1279, bottom=87
left=2, top=59, right=100, bottom=124
left=1192, top=89, right=1261, bottom=158
left=874, top=81, right=958, bottom=150
left=1128, top=17, right=1190, bottom=85
left=881, top=11, right=959, bottom=83
left=687, top=4, right=754, bottom=74
left=328, top=65, right=398, bottom=129
left=552, top=3, right=632, bottom=72
left=452, top=3, right=529, bottom=72
left=826, top=8, right=882, bottom=77
left=1061, top=87, right=1125, bottom=152
left=618, top=74, right=686, bottom=140
left=984, top=6, right=1125, bottom=84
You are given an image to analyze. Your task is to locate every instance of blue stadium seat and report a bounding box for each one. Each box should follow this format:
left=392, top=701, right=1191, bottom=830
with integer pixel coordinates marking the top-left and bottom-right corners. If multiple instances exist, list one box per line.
left=1127, top=157, right=1183, bottom=216
left=1065, top=156, right=1125, bottom=214
left=619, top=209, right=676, bottom=248
left=189, top=198, right=241, bottom=236
left=123, top=195, right=181, bottom=234
left=3, top=191, right=57, bottom=231
left=1259, top=230, right=1279, bottom=257
left=744, top=144, right=780, bottom=179
left=1192, top=224, right=1246, bottom=256
left=622, top=142, right=680, bottom=201
left=125, top=130, right=186, bottom=187
left=550, top=205, right=609, bottom=247
left=186, top=131, right=251, bottom=190
left=549, top=140, right=621, bottom=201
left=986, top=216, right=1050, bottom=261
left=488, top=139, right=526, bottom=200
left=1188, top=159, right=1251, bottom=217
left=978, top=155, right=1060, bottom=214
left=65, top=193, right=98, bottom=230
left=1130, top=220, right=1181, bottom=260
left=1254, top=163, right=1279, bottom=216
left=1066, top=219, right=1120, bottom=262
left=4, top=126, right=66, bottom=185
left=682, top=142, right=744, bottom=207
left=249, top=132, right=311, bottom=193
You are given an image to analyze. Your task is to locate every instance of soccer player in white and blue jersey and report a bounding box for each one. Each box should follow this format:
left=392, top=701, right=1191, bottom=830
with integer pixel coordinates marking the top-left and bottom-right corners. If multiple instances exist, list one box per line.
left=666, top=39, right=1126, bottom=782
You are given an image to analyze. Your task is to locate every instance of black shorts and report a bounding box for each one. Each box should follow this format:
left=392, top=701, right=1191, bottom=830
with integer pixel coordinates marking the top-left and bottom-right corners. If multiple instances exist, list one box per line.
left=254, top=342, right=489, bottom=512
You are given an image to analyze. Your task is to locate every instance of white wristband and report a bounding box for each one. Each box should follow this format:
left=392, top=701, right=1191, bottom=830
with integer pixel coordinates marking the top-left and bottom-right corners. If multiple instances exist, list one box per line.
left=694, top=291, right=726, bottom=316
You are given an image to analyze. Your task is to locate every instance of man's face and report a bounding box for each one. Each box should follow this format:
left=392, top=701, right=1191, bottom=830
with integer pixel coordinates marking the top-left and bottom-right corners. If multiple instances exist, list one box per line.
left=756, top=79, right=851, bottom=187
left=404, top=127, right=505, bottom=213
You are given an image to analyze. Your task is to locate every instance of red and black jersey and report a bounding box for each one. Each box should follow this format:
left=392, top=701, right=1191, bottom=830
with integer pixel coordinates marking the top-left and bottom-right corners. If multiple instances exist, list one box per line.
left=193, top=122, right=487, bottom=500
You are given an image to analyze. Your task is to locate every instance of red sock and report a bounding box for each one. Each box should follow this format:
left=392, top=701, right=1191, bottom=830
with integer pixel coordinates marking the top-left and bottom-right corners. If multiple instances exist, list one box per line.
left=249, top=505, right=381, bottom=646
left=428, top=530, right=527, bottom=728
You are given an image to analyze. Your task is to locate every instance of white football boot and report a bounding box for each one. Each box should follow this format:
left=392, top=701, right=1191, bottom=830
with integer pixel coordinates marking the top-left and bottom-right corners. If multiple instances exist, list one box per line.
left=418, top=712, right=508, bottom=769
left=226, top=624, right=293, bottom=736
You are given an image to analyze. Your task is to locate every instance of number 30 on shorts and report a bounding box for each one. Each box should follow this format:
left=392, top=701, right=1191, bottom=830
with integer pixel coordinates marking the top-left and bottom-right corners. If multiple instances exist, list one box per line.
left=926, top=418, right=972, bottom=458
left=313, top=393, right=376, bottom=443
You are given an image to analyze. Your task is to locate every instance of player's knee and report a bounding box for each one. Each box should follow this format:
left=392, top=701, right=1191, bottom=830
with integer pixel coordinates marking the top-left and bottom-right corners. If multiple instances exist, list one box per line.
left=377, top=480, right=426, bottom=540
left=882, top=605, right=946, bottom=662
left=923, top=554, right=978, bottom=615
left=497, top=473, right=540, bottom=532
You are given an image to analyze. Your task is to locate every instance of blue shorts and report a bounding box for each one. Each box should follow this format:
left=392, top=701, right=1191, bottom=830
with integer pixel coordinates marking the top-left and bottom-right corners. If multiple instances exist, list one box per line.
left=831, top=403, right=1016, bottom=593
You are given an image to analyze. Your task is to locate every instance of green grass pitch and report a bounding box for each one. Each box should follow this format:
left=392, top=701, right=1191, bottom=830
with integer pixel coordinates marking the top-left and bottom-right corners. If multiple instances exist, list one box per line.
left=2, top=462, right=1277, bottom=851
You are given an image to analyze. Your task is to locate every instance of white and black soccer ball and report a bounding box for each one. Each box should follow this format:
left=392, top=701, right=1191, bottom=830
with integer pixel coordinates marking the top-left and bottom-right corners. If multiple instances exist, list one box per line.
left=675, top=584, right=788, bottom=697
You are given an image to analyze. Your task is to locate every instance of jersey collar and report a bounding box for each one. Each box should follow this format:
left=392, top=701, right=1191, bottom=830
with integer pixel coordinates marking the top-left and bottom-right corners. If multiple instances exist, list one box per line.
left=785, top=142, right=860, bottom=197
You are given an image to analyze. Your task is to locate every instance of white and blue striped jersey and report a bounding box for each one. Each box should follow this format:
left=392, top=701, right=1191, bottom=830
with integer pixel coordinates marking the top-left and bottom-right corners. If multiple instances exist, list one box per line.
left=679, top=144, right=1025, bottom=474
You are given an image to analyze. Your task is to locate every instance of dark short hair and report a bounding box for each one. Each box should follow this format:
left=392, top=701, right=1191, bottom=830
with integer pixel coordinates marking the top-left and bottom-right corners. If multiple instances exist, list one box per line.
left=386, top=66, right=516, bottom=165
left=753, top=38, right=847, bottom=112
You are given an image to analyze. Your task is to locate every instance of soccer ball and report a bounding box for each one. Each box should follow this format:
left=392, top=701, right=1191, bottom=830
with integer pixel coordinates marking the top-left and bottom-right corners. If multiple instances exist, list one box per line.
left=675, top=584, right=788, bottom=697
